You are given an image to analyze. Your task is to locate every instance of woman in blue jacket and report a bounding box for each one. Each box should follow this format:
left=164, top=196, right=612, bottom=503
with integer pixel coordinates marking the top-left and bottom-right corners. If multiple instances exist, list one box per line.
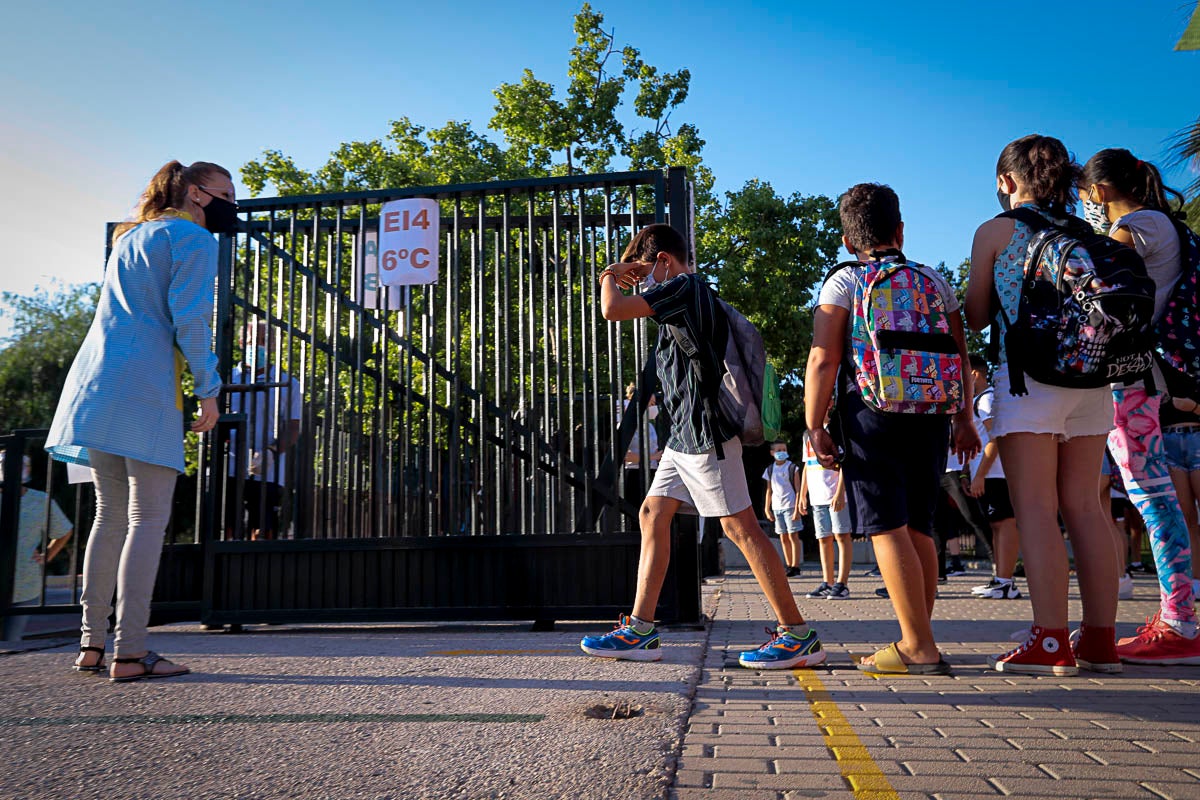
left=47, top=160, right=236, bottom=682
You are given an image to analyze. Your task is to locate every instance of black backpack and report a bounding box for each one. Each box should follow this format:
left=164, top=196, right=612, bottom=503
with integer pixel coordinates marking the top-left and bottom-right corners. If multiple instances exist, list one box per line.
left=995, top=207, right=1156, bottom=395
left=1154, top=217, right=1200, bottom=379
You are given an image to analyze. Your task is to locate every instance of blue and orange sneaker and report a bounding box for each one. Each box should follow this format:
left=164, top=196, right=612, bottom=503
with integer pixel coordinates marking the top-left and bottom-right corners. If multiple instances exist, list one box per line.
left=580, top=614, right=662, bottom=662
left=738, top=626, right=826, bottom=669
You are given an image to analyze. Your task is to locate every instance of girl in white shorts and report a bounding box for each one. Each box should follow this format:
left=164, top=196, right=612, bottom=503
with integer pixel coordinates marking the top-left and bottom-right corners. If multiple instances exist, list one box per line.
left=966, top=135, right=1119, bottom=677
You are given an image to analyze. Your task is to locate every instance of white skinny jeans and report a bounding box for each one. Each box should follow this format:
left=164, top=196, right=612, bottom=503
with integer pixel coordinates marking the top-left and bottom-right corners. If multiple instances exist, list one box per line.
left=79, top=449, right=177, bottom=656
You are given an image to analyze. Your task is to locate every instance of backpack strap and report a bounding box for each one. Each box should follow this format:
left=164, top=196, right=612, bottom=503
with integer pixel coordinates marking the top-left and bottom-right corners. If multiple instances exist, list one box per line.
left=973, top=386, right=993, bottom=418
left=997, top=206, right=1053, bottom=233
left=993, top=208, right=1055, bottom=397
left=667, top=312, right=730, bottom=461
left=821, top=260, right=862, bottom=287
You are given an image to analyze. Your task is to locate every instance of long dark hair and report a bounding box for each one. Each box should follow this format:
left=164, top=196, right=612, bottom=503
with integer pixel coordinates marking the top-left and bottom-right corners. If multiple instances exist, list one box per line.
left=996, top=134, right=1081, bottom=214
left=1082, top=149, right=1185, bottom=215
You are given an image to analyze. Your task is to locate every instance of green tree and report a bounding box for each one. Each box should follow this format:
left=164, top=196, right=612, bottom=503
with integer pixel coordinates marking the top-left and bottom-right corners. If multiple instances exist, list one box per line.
left=936, top=258, right=989, bottom=358
left=697, top=180, right=841, bottom=379
left=1170, top=3, right=1199, bottom=194
left=1184, top=195, right=1200, bottom=232
left=0, top=282, right=98, bottom=431
left=241, top=3, right=838, bottom=386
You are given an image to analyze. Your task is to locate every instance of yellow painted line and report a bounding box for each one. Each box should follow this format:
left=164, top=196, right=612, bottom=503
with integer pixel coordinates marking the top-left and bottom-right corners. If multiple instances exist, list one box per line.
left=427, top=649, right=573, bottom=656
left=794, top=668, right=901, bottom=800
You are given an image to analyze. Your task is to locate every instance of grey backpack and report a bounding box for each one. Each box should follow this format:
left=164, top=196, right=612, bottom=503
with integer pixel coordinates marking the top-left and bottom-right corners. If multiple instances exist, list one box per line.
left=668, top=294, right=781, bottom=453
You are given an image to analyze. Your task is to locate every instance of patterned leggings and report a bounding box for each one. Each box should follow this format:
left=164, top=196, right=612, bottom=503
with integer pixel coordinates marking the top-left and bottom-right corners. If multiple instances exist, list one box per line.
left=1108, top=386, right=1196, bottom=624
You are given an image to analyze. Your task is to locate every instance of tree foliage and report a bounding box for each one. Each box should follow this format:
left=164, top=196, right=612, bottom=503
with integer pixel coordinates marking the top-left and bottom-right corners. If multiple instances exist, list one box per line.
left=697, top=180, right=841, bottom=376
left=0, top=282, right=98, bottom=430
left=1184, top=196, right=1200, bottom=232
left=241, top=3, right=838, bottom=387
left=936, top=258, right=990, bottom=358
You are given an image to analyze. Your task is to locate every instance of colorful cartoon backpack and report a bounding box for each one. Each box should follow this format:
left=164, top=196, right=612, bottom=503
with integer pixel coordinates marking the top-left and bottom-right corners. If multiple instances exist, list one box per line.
left=1154, top=218, right=1200, bottom=378
left=997, top=208, right=1155, bottom=395
left=826, top=251, right=964, bottom=415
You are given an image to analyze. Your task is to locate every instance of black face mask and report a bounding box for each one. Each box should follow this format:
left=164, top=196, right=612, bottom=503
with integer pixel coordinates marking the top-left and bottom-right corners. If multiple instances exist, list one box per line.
left=198, top=189, right=240, bottom=234
left=996, top=188, right=1011, bottom=212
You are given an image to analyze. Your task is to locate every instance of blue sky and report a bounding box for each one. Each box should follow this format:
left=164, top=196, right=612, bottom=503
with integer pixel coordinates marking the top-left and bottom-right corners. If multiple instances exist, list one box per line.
left=1, top=1, right=1197, bottom=338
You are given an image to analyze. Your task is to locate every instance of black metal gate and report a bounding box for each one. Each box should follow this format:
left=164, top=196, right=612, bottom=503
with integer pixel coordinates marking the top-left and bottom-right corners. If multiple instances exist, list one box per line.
left=1, top=167, right=703, bottom=633
left=198, top=166, right=699, bottom=625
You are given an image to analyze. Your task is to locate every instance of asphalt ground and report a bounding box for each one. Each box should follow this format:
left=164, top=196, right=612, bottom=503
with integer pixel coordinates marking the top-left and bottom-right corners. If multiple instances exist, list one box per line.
left=1, top=564, right=1198, bottom=800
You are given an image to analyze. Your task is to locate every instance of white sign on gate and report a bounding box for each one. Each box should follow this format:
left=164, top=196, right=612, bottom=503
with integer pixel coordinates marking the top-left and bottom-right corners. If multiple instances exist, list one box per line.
left=358, top=231, right=404, bottom=310
left=378, top=198, right=439, bottom=286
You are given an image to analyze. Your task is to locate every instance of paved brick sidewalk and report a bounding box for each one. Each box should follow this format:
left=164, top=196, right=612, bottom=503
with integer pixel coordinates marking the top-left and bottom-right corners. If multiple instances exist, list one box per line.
left=672, top=568, right=1200, bottom=800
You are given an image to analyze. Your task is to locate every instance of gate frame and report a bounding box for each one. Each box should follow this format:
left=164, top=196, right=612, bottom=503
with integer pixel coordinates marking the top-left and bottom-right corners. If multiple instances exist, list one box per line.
left=198, top=166, right=700, bottom=627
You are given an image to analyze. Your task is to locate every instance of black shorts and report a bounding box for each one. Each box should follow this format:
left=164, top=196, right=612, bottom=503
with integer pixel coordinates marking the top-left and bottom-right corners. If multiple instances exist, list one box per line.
left=835, top=391, right=950, bottom=537
left=224, top=478, right=283, bottom=537
left=983, top=478, right=1014, bottom=522
left=1110, top=496, right=1133, bottom=522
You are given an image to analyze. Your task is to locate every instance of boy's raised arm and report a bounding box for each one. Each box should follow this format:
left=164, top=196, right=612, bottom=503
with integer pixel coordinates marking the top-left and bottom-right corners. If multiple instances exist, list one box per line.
left=599, top=264, right=654, bottom=321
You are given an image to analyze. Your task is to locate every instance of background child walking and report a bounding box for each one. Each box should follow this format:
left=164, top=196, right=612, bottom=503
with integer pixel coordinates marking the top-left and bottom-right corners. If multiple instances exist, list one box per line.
left=763, top=440, right=803, bottom=578
left=800, top=407, right=852, bottom=600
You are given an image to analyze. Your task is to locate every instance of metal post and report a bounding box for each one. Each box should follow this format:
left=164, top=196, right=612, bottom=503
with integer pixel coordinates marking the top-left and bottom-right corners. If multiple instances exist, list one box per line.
left=0, top=434, right=24, bottom=625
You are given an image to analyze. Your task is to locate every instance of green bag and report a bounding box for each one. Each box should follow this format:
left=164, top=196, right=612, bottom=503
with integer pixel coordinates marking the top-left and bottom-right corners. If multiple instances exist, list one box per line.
left=761, top=360, right=782, bottom=443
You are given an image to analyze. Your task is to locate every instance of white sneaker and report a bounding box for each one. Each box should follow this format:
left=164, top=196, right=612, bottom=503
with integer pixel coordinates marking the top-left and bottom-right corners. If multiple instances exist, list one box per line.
left=978, top=581, right=1021, bottom=599
left=1118, top=574, right=1134, bottom=600
left=972, top=577, right=1002, bottom=595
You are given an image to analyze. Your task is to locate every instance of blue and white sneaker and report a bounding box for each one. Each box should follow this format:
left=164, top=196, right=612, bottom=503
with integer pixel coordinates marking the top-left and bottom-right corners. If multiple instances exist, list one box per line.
left=738, top=626, right=826, bottom=670
left=580, top=615, right=663, bottom=662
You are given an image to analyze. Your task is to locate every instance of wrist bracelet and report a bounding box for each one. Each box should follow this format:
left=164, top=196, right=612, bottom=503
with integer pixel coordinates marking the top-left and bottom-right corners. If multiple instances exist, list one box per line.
left=597, top=268, right=616, bottom=284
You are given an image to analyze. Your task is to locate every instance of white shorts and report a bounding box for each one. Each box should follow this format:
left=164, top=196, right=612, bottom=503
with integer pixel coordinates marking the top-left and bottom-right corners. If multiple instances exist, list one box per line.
left=648, top=438, right=752, bottom=517
left=991, top=364, right=1114, bottom=442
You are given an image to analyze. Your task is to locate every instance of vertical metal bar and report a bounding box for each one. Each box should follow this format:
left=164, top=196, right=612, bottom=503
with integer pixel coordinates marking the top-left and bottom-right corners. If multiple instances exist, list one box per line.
left=447, top=198, right=460, bottom=536
left=550, top=189, right=565, bottom=532
left=331, top=204, right=346, bottom=537
left=499, top=192, right=512, bottom=535
left=598, top=185, right=614, bottom=532
left=424, top=275, right=435, bottom=537
left=537, top=212, right=550, bottom=532
left=523, top=190, right=532, bottom=534
left=575, top=187, right=591, bottom=532
left=473, top=195, right=486, bottom=536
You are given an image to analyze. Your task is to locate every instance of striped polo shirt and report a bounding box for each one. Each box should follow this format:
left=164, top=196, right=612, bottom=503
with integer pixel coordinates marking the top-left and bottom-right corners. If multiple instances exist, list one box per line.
left=642, top=273, right=741, bottom=455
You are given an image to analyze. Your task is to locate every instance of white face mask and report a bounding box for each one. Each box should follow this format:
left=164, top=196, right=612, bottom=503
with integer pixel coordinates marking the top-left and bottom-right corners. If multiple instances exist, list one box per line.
left=647, top=404, right=659, bottom=421
left=641, top=258, right=669, bottom=289
left=1081, top=199, right=1109, bottom=233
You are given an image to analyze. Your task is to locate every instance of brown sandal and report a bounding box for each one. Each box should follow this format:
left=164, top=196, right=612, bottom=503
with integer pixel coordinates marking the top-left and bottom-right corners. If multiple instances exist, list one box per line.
left=109, top=651, right=190, bottom=683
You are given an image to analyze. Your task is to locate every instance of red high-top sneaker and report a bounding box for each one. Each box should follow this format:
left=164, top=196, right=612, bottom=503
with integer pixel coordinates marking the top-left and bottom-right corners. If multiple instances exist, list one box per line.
left=1072, top=624, right=1122, bottom=674
left=989, top=625, right=1078, bottom=676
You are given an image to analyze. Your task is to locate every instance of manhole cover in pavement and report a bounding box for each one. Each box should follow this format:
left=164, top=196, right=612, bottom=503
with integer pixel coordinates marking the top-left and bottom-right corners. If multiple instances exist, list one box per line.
left=582, top=701, right=644, bottom=720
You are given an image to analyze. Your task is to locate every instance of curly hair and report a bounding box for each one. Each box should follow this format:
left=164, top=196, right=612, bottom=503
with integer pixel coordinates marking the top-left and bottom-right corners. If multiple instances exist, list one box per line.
left=838, top=183, right=901, bottom=253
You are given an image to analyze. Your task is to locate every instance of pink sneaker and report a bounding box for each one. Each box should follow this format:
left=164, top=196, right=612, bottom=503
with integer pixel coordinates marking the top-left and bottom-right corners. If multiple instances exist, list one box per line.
left=989, top=625, right=1078, bottom=676
left=1116, top=613, right=1200, bottom=665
